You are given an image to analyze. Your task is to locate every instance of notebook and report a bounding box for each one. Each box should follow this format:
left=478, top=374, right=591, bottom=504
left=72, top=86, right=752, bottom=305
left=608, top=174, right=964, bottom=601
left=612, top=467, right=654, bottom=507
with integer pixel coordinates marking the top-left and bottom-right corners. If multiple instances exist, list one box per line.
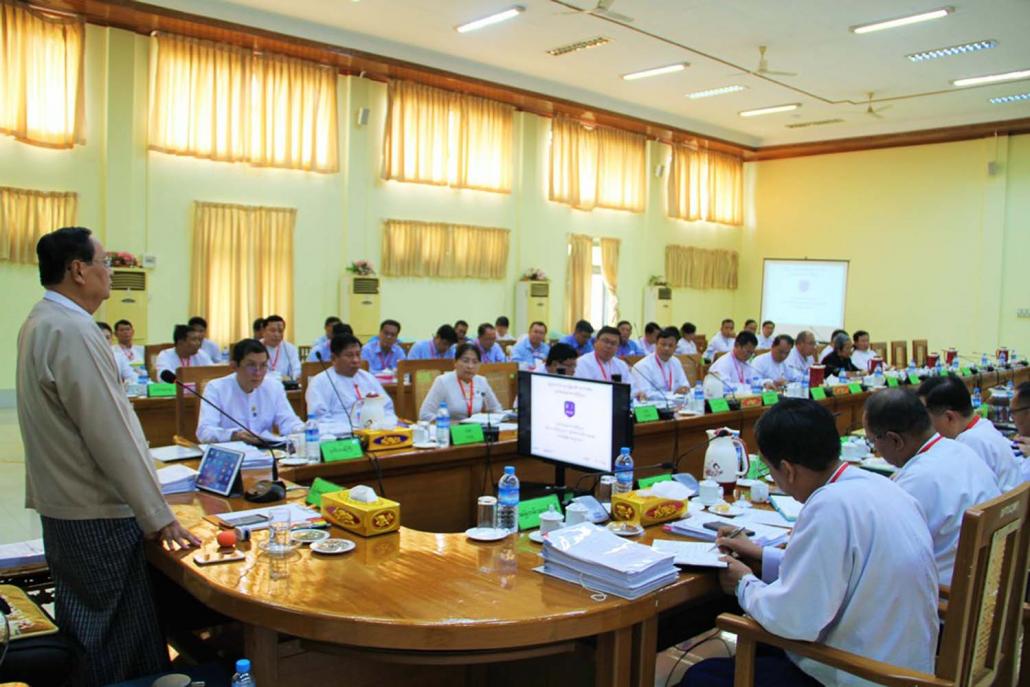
left=651, top=540, right=728, bottom=568
left=769, top=495, right=804, bottom=522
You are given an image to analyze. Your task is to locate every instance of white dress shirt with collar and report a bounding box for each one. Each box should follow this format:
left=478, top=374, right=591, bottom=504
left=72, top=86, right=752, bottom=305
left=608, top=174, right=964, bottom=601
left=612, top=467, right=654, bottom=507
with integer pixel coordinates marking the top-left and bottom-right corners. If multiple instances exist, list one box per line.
left=155, top=347, right=213, bottom=378
left=196, top=373, right=305, bottom=443
left=785, top=347, right=814, bottom=383
left=574, top=352, right=631, bottom=383
left=418, top=371, right=502, bottom=421
left=707, top=351, right=760, bottom=388
left=704, top=334, right=735, bottom=358
left=957, top=416, right=1022, bottom=491
left=263, top=341, right=301, bottom=379
left=306, top=368, right=397, bottom=429
left=675, top=339, right=698, bottom=355
left=751, top=352, right=789, bottom=384
left=850, top=347, right=876, bottom=372
left=631, top=354, right=688, bottom=400
left=113, top=343, right=145, bottom=365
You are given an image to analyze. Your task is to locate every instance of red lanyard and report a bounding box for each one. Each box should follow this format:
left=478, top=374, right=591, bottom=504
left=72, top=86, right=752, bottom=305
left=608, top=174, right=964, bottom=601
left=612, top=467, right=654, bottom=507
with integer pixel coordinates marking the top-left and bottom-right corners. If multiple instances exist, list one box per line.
left=121, top=345, right=135, bottom=361
left=828, top=462, right=849, bottom=484
left=731, top=356, right=746, bottom=383
left=353, top=383, right=363, bottom=400
left=269, top=345, right=281, bottom=371
left=655, top=356, right=673, bottom=390
left=917, top=434, right=943, bottom=456
left=594, top=352, right=610, bottom=381
left=179, top=355, right=191, bottom=368
left=377, top=348, right=392, bottom=369
left=963, top=417, right=979, bottom=432
left=458, top=377, right=475, bottom=416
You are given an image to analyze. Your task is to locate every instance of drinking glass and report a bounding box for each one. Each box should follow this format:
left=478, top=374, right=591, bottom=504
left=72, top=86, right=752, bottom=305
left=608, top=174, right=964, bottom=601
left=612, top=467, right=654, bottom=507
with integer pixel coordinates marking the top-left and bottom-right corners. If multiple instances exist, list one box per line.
left=267, top=507, right=291, bottom=555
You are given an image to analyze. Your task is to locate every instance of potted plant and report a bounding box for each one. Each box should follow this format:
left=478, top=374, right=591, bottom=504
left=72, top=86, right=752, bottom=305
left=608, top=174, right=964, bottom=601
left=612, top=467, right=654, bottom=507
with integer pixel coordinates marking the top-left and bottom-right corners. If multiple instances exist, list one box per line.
left=647, top=275, right=668, bottom=287
left=107, top=251, right=141, bottom=268
left=347, top=260, right=376, bottom=276
left=520, top=267, right=548, bottom=282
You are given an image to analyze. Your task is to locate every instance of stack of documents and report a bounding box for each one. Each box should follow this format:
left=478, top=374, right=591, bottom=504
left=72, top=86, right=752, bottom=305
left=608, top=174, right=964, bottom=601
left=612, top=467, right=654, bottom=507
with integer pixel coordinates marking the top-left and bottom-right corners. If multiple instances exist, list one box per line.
left=0, top=539, right=46, bottom=568
left=157, top=464, right=198, bottom=494
left=769, top=495, right=804, bottom=522
left=201, top=441, right=275, bottom=469
left=149, top=445, right=204, bottom=462
left=667, top=513, right=789, bottom=547
left=536, top=523, right=679, bottom=600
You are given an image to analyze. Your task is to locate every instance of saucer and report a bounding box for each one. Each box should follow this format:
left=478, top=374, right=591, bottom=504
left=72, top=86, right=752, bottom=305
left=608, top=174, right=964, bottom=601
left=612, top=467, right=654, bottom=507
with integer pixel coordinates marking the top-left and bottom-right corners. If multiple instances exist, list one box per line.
left=606, top=522, right=644, bottom=537
left=412, top=441, right=439, bottom=450
left=707, top=503, right=746, bottom=517
left=465, top=527, right=509, bottom=542
left=279, top=457, right=310, bottom=467
left=290, top=528, right=329, bottom=545
left=310, top=538, right=356, bottom=555
left=528, top=531, right=546, bottom=544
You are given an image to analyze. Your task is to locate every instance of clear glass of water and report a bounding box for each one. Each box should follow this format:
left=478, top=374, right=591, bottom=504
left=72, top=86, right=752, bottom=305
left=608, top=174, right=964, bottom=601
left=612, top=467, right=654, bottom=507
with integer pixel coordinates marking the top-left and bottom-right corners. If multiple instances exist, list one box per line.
left=267, top=507, right=291, bottom=555
left=596, top=475, right=616, bottom=505
left=477, top=496, right=498, bottom=529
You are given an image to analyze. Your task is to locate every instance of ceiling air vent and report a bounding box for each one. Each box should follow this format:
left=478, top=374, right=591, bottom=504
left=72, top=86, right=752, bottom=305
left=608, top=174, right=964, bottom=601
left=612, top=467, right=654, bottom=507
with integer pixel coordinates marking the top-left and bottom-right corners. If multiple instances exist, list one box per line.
left=785, top=119, right=846, bottom=129
left=547, top=36, right=611, bottom=57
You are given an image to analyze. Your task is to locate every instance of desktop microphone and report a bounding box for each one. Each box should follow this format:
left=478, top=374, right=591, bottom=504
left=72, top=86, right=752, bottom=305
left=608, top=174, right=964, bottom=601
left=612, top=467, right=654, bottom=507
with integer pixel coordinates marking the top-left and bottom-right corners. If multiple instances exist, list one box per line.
left=313, top=352, right=386, bottom=497
left=629, top=363, right=677, bottom=420
left=159, top=370, right=285, bottom=503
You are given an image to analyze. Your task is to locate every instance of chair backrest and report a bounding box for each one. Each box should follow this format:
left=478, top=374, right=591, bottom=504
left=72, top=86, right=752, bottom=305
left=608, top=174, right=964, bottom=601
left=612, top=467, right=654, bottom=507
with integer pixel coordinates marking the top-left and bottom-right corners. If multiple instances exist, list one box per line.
left=174, top=364, right=232, bottom=443
left=621, top=355, right=644, bottom=369
left=299, top=361, right=325, bottom=395
left=399, top=341, right=415, bottom=354
left=479, top=362, right=518, bottom=409
left=890, top=340, right=908, bottom=369
left=870, top=341, right=888, bottom=361
left=694, top=334, right=708, bottom=353
left=396, top=358, right=454, bottom=421
left=912, top=339, right=929, bottom=367
left=298, top=344, right=312, bottom=361
left=713, top=350, right=727, bottom=361
left=936, top=483, right=1029, bottom=686
left=144, top=342, right=173, bottom=380
left=753, top=348, right=770, bottom=357
left=675, top=354, right=703, bottom=386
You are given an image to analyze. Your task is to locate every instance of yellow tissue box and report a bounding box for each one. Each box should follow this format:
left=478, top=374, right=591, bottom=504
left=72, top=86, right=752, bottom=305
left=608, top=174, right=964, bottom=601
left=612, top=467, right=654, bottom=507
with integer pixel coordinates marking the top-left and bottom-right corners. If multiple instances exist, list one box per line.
left=610, top=490, right=687, bottom=527
left=355, top=428, right=413, bottom=452
left=321, top=490, right=401, bottom=537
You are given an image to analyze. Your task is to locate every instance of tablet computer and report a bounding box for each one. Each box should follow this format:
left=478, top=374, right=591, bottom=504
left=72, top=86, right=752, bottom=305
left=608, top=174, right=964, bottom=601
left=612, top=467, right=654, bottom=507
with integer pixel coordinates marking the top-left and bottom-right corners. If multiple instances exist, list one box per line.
left=196, top=445, right=245, bottom=497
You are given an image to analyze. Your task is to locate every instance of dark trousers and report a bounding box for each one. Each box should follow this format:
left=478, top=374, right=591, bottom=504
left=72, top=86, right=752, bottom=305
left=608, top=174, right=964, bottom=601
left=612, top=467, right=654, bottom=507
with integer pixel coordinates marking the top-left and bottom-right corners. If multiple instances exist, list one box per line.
left=41, top=516, right=169, bottom=687
left=680, top=645, right=823, bottom=687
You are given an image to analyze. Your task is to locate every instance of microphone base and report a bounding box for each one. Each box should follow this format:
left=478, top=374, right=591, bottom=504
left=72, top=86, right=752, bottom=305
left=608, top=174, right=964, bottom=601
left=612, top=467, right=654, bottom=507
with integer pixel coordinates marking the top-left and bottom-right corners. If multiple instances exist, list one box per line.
left=245, top=480, right=287, bottom=503
left=483, top=425, right=500, bottom=443
left=656, top=408, right=676, bottom=421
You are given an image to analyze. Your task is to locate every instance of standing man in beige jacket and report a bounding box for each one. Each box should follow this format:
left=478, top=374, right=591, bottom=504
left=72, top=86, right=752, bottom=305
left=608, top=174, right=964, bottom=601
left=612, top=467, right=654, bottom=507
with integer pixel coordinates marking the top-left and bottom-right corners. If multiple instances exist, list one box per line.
left=16, top=227, right=199, bottom=687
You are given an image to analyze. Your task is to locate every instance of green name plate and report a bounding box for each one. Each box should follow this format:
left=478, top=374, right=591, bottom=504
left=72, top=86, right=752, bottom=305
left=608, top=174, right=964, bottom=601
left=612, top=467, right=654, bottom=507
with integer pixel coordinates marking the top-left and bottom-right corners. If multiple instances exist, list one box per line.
left=811, top=386, right=827, bottom=400
left=321, top=437, right=364, bottom=463
left=709, top=398, right=730, bottom=413
left=306, top=477, right=344, bottom=507
left=960, top=367, right=971, bottom=376
left=638, top=473, right=673, bottom=488
left=518, top=493, right=562, bottom=531
left=908, top=373, right=921, bottom=385
left=147, top=382, right=176, bottom=398
left=848, top=382, right=863, bottom=394
left=887, top=376, right=900, bottom=388
left=747, top=454, right=770, bottom=480
left=450, top=423, right=485, bottom=446
left=761, top=391, right=779, bottom=406
left=634, top=405, right=660, bottom=423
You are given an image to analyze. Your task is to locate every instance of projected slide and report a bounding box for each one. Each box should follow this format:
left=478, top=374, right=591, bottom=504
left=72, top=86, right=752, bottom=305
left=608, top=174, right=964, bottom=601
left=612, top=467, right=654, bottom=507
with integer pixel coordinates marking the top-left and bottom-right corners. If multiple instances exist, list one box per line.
left=529, top=374, right=613, bottom=472
left=761, top=259, right=848, bottom=340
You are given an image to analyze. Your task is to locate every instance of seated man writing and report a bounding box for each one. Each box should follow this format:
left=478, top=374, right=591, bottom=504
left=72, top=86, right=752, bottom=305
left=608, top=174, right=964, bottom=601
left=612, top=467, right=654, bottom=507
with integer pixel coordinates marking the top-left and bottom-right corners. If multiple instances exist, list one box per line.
left=705, top=330, right=762, bottom=391
left=307, top=334, right=397, bottom=429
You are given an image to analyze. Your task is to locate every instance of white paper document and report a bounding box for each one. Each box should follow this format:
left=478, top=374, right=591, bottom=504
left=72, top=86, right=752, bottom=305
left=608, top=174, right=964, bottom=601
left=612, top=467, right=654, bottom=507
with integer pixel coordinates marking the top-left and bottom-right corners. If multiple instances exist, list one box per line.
left=651, top=540, right=728, bottom=568
left=157, top=464, right=198, bottom=494
left=0, top=539, right=45, bottom=568
left=150, top=445, right=204, bottom=462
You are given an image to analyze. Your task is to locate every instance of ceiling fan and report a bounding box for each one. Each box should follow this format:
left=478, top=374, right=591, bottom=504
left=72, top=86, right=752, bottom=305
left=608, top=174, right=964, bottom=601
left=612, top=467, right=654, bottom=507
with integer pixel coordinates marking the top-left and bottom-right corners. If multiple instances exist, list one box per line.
left=863, top=92, right=892, bottom=119
left=559, top=0, right=635, bottom=24
left=748, top=45, right=798, bottom=77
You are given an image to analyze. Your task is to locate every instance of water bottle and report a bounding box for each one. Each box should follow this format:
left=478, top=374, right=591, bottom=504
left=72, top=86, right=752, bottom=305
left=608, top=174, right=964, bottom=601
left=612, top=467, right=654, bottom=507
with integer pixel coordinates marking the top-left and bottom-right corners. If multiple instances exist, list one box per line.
left=497, top=466, right=519, bottom=533
left=935, top=361, right=943, bottom=377
left=750, top=376, right=762, bottom=395
left=999, top=350, right=1008, bottom=366
left=692, top=382, right=705, bottom=413
left=801, top=378, right=809, bottom=399
left=436, top=402, right=451, bottom=446
left=231, top=658, right=255, bottom=687
left=907, top=359, right=916, bottom=375
left=980, top=353, right=989, bottom=368
left=305, top=413, right=320, bottom=461
left=1007, top=379, right=1015, bottom=395
left=972, top=387, right=982, bottom=409
left=613, top=447, right=634, bottom=495
left=221, top=346, right=230, bottom=363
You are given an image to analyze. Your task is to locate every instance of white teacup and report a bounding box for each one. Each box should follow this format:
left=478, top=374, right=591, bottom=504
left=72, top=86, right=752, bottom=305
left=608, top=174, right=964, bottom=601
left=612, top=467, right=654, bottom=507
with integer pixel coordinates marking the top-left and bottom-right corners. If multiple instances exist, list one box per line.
left=538, top=509, right=564, bottom=534
left=698, top=479, right=722, bottom=505
left=564, top=502, right=590, bottom=526
left=750, top=481, right=770, bottom=503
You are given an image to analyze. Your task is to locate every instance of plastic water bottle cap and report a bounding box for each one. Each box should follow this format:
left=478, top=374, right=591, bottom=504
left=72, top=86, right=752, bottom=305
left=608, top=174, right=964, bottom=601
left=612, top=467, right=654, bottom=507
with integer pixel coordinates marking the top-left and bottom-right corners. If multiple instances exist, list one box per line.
left=504, top=465, right=515, bottom=474
left=620, top=447, right=630, bottom=454
left=236, top=658, right=251, bottom=673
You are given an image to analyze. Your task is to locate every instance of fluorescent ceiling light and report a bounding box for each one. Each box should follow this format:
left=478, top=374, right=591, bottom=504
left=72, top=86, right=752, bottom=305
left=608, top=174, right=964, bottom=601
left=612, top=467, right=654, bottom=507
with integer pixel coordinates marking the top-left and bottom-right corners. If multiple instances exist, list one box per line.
left=952, top=69, right=1030, bottom=87
left=686, top=85, right=747, bottom=99
left=456, top=6, right=524, bottom=33
left=850, top=7, right=953, bottom=34
left=739, top=103, right=800, bottom=117
left=622, top=63, right=688, bottom=81
left=547, top=36, right=611, bottom=57
left=989, top=92, right=1030, bottom=104
left=908, top=39, right=997, bottom=62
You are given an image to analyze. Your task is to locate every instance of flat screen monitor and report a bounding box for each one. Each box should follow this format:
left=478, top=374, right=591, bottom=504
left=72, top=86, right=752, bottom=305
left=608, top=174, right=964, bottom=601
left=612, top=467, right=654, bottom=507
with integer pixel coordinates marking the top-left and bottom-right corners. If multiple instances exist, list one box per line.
left=516, top=371, right=632, bottom=473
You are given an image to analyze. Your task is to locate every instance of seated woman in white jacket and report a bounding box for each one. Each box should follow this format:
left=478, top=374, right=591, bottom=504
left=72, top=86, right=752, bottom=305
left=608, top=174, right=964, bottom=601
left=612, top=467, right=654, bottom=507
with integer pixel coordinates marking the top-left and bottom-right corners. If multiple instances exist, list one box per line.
left=419, top=343, right=503, bottom=421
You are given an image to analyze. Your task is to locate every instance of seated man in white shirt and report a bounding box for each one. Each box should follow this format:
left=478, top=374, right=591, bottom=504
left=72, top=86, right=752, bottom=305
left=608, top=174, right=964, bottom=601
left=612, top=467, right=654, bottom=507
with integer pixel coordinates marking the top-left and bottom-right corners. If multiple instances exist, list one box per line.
left=308, top=322, right=353, bottom=362
left=751, top=334, right=794, bottom=390
left=703, top=318, right=736, bottom=360
left=818, top=329, right=847, bottom=362
left=674, top=321, right=698, bottom=355
left=311, top=316, right=342, bottom=350
left=188, top=316, right=221, bottom=362
left=494, top=316, right=511, bottom=340
left=917, top=375, right=1021, bottom=491
left=407, top=324, right=458, bottom=361
left=361, top=319, right=406, bottom=372
left=756, top=320, right=776, bottom=349
left=196, top=339, right=305, bottom=445
left=849, top=329, right=876, bottom=372
left=112, top=318, right=144, bottom=366
left=784, top=330, right=817, bottom=383
left=260, top=314, right=302, bottom=381
left=97, top=322, right=135, bottom=383
left=307, top=334, right=397, bottom=431
left=686, top=399, right=939, bottom=687
left=637, top=322, right=660, bottom=355
left=743, top=319, right=758, bottom=336
left=155, top=324, right=213, bottom=378
left=865, top=388, right=1000, bottom=585
left=544, top=343, right=578, bottom=376
left=705, top=331, right=762, bottom=392
left=631, top=327, right=689, bottom=402
left=575, top=326, right=631, bottom=383
left=510, top=321, right=550, bottom=371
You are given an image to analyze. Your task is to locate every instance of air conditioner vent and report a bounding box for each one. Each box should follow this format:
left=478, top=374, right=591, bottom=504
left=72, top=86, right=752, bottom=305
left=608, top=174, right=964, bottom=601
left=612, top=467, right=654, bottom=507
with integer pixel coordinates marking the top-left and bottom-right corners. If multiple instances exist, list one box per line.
left=353, top=277, right=380, bottom=294
left=111, top=270, right=146, bottom=290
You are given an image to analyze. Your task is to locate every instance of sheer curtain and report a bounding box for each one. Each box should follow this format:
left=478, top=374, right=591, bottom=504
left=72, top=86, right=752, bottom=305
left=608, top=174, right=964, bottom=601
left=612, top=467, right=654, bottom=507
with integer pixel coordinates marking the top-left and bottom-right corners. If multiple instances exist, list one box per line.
left=190, top=202, right=295, bottom=346
left=549, top=116, right=645, bottom=212
left=0, top=2, right=85, bottom=148
left=0, top=186, right=77, bottom=263
left=148, top=33, right=338, bottom=173
left=665, top=245, right=738, bottom=290
left=565, top=233, right=593, bottom=332
left=382, top=80, right=513, bottom=192
left=668, top=144, right=743, bottom=225
left=381, top=219, right=509, bottom=279
left=600, top=237, right=620, bottom=320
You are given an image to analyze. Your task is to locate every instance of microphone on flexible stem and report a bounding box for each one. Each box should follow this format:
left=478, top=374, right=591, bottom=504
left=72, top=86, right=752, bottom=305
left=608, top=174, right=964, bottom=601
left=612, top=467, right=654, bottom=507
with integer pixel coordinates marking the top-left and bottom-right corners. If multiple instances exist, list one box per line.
left=630, top=364, right=676, bottom=420
left=314, top=352, right=386, bottom=498
left=159, top=369, right=284, bottom=503
left=477, top=390, right=496, bottom=494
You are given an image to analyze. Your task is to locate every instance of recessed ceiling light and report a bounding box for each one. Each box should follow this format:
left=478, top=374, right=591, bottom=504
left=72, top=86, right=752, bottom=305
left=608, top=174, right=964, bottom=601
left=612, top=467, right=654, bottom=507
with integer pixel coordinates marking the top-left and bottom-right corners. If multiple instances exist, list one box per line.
left=547, top=36, right=611, bottom=57
left=739, top=103, right=800, bottom=117
left=622, top=63, right=688, bottom=81
left=686, top=85, right=747, bottom=99
left=907, top=39, right=997, bottom=62
left=850, top=7, right=953, bottom=34
left=455, top=6, right=524, bottom=33
left=952, top=69, right=1030, bottom=87
left=989, top=93, right=1030, bottom=104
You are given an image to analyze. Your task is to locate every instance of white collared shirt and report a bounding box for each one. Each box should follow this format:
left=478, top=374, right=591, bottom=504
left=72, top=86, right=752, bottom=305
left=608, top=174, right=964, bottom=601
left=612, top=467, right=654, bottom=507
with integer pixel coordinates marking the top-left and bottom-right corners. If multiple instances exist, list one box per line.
left=757, top=334, right=775, bottom=349
left=751, top=351, right=789, bottom=383
left=111, top=347, right=136, bottom=383
left=42, top=290, right=91, bottom=319
left=155, top=347, right=213, bottom=377
left=113, top=343, right=145, bottom=364
left=306, top=368, right=397, bottom=429
left=957, top=416, right=1022, bottom=492
left=704, top=333, right=735, bottom=358
left=818, top=344, right=833, bottom=362
left=262, top=341, right=301, bottom=379
left=418, top=371, right=502, bottom=421
left=785, top=347, right=814, bottom=383
left=675, top=339, right=698, bottom=355
left=637, top=336, right=656, bottom=355
left=574, top=351, right=631, bottom=383
left=631, top=353, right=688, bottom=400
left=851, top=347, right=876, bottom=372
left=707, top=351, right=759, bottom=387
left=197, top=373, right=304, bottom=443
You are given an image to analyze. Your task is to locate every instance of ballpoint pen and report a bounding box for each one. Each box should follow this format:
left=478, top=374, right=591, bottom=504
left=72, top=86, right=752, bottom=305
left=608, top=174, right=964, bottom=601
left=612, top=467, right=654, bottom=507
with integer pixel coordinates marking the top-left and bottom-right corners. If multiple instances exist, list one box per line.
left=710, top=524, right=747, bottom=552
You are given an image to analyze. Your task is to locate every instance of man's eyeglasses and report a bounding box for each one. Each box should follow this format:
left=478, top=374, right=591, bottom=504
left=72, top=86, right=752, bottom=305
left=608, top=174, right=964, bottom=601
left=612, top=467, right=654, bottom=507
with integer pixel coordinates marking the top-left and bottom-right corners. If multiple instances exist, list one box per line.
left=70, top=255, right=112, bottom=270
left=242, top=364, right=269, bottom=373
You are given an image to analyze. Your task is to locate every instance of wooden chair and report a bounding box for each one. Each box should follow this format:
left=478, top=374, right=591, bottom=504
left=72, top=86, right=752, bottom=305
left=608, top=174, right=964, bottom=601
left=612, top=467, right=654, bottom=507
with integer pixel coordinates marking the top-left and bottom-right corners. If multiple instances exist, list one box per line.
left=716, top=483, right=1029, bottom=687
left=712, top=350, right=728, bottom=362
left=753, top=348, right=770, bottom=358
left=891, top=340, right=908, bottom=369
left=676, top=354, right=703, bottom=386
left=395, top=359, right=453, bottom=422
left=173, top=364, right=232, bottom=443
left=298, top=344, right=311, bottom=361
left=912, top=339, right=929, bottom=367
left=479, top=362, right=518, bottom=410
left=621, top=354, right=644, bottom=369
left=399, top=341, right=415, bottom=354
left=144, top=342, right=173, bottom=380
left=694, top=334, right=708, bottom=353
left=871, top=341, right=888, bottom=362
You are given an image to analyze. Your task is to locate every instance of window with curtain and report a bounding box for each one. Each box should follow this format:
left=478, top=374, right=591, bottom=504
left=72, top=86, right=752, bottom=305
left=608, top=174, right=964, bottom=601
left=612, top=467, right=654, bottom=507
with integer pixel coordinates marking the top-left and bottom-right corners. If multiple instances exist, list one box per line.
left=148, top=33, right=338, bottom=173
left=668, top=144, right=743, bottom=225
left=565, top=233, right=592, bottom=332
left=549, top=116, right=645, bottom=213
left=665, top=245, right=738, bottom=290
left=190, top=202, right=295, bottom=346
left=381, top=219, right=509, bottom=279
left=0, top=2, right=85, bottom=148
left=382, top=80, right=514, bottom=193
left=0, top=186, right=78, bottom=264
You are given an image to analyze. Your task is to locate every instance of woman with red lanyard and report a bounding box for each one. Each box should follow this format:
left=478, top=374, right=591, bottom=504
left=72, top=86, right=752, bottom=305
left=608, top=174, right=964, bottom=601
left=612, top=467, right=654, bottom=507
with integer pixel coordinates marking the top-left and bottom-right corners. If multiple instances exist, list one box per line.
left=418, top=343, right=504, bottom=421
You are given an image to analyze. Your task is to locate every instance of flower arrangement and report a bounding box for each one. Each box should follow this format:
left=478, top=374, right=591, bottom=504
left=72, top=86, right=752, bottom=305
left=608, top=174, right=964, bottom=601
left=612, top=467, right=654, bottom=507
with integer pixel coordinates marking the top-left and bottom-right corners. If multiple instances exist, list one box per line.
left=520, top=267, right=548, bottom=282
left=647, top=275, right=668, bottom=286
left=347, top=260, right=376, bottom=276
left=107, top=251, right=140, bottom=268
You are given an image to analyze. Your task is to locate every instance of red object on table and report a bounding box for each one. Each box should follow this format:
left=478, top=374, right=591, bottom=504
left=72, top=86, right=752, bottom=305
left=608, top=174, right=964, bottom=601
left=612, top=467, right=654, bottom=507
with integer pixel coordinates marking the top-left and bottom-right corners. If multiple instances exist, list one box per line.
left=216, top=530, right=237, bottom=548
